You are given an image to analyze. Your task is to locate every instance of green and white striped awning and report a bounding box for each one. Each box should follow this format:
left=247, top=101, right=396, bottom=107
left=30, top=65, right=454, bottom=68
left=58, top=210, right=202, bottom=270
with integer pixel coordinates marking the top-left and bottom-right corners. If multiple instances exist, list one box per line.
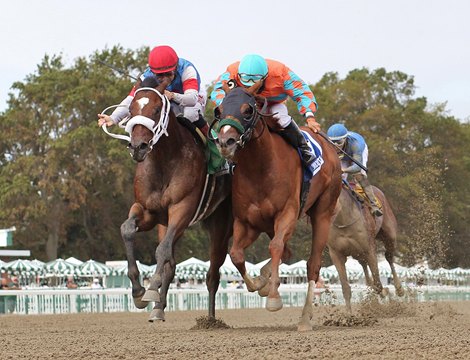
left=44, top=258, right=79, bottom=276
left=4, top=259, right=41, bottom=275
left=79, top=260, right=112, bottom=276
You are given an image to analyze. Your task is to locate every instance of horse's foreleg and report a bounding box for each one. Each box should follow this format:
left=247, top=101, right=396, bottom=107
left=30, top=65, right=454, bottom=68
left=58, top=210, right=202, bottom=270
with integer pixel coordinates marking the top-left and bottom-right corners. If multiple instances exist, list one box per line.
left=205, top=199, right=232, bottom=318
left=330, top=250, right=351, bottom=312
left=230, top=221, right=262, bottom=291
left=265, top=213, right=297, bottom=312
left=384, top=243, right=404, bottom=297
left=121, top=202, right=154, bottom=309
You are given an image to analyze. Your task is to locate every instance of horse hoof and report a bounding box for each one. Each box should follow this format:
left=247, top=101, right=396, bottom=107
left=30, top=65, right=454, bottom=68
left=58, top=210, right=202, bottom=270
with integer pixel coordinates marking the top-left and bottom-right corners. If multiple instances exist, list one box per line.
left=132, top=296, right=149, bottom=309
left=148, top=309, right=165, bottom=322
left=297, top=320, right=313, bottom=332
left=396, top=287, right=405, bottom=297
left=266, top=297, right=283, bottom=312
left=257, top=283, right=270, bottom=297
left=142, top=289, right=160, bottom=302
left=381, top=288, right=390, bottom=297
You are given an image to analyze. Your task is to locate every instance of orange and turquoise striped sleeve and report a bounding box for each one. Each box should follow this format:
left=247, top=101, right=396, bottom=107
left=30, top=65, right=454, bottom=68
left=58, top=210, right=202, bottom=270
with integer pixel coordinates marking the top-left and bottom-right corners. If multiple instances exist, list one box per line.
left=210, top=71, right=232, bottom=107
left=283, top=69, right=317, bottom=116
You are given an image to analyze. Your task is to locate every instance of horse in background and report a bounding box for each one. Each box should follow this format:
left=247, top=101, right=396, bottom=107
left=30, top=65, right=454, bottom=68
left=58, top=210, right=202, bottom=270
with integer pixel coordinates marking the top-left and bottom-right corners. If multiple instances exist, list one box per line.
left=117, top=77, right=232, bottom=322
left=328, top=183, right=404, bottom=312
left=213, top=83, right=342, bottom=331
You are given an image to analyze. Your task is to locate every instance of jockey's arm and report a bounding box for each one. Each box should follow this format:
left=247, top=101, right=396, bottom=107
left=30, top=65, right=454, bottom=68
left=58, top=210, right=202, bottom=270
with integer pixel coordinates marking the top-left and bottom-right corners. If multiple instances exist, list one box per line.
left=98, top=95, right=133, bottom=127
left=342, top=153, right=363, bottom=174
left=171, top=89, right=198, bottom=107
left=283, top=69, right=318, bottom=118
left=210, top=71, right=231, bottom=106
left=166, top=65, right=200, bottom=107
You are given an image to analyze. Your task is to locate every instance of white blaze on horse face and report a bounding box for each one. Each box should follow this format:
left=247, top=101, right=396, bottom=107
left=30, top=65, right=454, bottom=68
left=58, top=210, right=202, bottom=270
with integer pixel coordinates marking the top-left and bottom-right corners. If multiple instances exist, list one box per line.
left=221, top=125, right=233, bottom=134
left=137, top=97, right=150, bottom=111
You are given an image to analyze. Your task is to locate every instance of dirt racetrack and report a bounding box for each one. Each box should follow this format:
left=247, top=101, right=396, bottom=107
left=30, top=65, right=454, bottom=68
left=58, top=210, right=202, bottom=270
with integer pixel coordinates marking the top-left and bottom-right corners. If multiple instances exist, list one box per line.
left=1, top=300, right=470, bottom=359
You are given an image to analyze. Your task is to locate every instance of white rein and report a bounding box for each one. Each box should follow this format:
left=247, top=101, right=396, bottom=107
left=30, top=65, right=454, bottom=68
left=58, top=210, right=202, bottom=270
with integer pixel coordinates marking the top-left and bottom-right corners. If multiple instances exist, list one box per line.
left=100, top=87, right=171, bottom=149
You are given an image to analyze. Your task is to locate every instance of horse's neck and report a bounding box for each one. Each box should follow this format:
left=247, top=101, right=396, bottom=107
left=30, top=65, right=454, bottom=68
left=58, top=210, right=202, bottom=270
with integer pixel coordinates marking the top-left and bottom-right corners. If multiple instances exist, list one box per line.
left=144, top=116, right=185, bottom=172
left=237, top=123, right=276, bottom=174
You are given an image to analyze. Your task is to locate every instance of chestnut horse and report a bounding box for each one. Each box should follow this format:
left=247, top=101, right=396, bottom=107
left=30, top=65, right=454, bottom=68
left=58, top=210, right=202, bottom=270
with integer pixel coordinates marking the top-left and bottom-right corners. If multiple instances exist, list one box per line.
left=118, top=77, right=232, bottom=322
left=213, top=84, right=342, bottom=331
left=328, top=183, right=404, bottom=312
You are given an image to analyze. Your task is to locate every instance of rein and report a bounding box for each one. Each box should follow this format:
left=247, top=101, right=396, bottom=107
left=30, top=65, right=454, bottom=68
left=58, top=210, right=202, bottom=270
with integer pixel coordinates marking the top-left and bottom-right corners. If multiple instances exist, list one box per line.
left=100, top=87, right=171, bottom=150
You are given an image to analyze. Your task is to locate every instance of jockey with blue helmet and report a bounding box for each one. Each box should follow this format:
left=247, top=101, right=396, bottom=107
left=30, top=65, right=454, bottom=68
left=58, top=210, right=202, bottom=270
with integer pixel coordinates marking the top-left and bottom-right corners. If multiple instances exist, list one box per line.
left=327, top=123, right=383, bottom=217
left=98, top=45, right=209, bottom=136
left=211, top=54, right=320, bottom=167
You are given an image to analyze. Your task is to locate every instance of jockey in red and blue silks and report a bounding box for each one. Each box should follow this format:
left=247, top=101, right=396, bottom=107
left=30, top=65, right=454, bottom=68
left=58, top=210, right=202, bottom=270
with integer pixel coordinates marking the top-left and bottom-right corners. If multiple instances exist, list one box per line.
left=327, top=123, right=383, bottom=217
left=210, top=54, right=320, bottom=167
left=98, top=45, right=209, bottom=136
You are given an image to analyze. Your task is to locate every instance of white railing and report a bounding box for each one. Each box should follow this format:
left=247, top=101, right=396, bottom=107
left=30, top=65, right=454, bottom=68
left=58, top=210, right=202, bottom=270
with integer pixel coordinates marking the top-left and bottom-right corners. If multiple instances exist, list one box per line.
left=1, top=285, right=469, bottom=315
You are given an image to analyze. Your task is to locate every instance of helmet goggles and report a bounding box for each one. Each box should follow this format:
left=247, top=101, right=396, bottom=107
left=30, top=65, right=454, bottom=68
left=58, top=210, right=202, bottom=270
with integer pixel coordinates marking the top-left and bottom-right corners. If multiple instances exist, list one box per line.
left=238, top=73, right=266, bottom=86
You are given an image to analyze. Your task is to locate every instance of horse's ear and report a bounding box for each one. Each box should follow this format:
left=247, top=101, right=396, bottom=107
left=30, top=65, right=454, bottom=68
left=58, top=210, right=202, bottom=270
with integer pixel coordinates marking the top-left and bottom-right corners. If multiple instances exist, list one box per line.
left=246, top=80, right=264, bottom=95
left=157, top=77, right=171, bottom=93
left=214, top=106, right=222, bottom=120
left=222, top=81, right=233, bottom=94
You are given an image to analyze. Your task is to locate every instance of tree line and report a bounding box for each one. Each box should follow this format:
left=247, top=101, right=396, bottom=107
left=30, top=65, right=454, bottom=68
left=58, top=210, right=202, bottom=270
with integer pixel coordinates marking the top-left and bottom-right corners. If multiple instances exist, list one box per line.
left=1, top=46, right=469, bottom=268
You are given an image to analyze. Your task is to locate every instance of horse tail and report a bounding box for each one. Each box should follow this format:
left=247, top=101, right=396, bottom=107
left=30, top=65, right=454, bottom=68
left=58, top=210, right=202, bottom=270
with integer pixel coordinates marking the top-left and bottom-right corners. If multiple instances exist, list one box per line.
left=281, top=244, right=292, bottom=263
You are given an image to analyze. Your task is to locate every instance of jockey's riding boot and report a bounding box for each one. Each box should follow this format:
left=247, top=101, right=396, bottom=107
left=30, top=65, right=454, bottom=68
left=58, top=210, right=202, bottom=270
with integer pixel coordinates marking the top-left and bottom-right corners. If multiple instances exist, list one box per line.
left=357, top=175, right=383, bottom=217
left=194, top=115, right=209, bottom=137
left=282, top=121, right=316, bottom=167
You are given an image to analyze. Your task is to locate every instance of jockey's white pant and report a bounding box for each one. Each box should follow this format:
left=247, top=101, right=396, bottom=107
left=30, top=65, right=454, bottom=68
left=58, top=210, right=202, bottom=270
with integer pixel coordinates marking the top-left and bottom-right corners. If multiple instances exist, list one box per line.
left=267, top=102, right=292, bottom=128
left=171, top=88, right=207, bottom=122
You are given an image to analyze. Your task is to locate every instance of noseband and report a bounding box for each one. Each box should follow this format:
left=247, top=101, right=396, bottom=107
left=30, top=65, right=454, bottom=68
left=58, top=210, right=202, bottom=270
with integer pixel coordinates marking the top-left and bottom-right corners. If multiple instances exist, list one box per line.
left=100, top=87, right=171, bottom=154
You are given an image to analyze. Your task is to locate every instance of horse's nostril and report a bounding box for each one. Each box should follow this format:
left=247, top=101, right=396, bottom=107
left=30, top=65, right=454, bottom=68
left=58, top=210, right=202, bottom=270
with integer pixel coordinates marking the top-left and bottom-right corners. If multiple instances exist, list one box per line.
left=139, top=143, right=149, bottom=151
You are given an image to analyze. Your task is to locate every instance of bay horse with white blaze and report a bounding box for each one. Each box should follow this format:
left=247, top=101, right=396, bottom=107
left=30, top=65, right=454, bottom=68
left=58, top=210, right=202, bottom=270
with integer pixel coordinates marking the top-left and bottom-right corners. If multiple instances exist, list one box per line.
left=213, top=83, right=342, bottom=331
left=328, top=183, right=404, bottom=312
left=118, top=77, right=232, bottom=322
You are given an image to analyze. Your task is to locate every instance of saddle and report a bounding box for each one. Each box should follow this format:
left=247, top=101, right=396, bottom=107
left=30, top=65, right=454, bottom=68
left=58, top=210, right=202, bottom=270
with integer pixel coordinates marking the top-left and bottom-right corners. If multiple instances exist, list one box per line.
left=176, top=116, right=228, bottom=176
left=342, top=180, right=382, bottom=212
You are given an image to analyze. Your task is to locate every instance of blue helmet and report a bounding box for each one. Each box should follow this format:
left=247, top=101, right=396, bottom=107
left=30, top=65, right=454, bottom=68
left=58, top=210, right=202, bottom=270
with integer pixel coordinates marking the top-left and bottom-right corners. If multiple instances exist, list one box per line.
left=237, top=54, right=268, bottom=86
left=327, top=123, right=348, bottom=141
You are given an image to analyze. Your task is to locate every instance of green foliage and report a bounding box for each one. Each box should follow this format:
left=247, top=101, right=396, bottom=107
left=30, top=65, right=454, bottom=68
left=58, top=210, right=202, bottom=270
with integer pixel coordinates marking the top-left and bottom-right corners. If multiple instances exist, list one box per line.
left=1, top=52, right=469, bottom=269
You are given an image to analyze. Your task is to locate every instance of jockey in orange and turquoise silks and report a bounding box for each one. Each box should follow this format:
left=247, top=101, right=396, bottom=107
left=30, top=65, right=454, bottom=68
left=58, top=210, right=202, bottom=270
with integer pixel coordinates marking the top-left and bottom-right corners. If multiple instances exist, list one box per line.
left=210, top=54, right=320, bottom=167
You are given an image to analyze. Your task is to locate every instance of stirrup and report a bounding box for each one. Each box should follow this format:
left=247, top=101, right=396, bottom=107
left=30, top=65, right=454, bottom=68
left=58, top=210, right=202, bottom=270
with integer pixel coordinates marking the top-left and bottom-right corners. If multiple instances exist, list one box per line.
left=371, top=206, right=383, bottom=217
left=301, top=150, right=316, bottom=167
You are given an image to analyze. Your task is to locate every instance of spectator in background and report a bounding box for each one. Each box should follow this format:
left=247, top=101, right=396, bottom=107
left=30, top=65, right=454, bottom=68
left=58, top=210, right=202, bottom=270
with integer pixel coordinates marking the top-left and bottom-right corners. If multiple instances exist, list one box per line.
left=66, top=276, right=78, bottom=289
left=91, top=278, right=102, bottom=289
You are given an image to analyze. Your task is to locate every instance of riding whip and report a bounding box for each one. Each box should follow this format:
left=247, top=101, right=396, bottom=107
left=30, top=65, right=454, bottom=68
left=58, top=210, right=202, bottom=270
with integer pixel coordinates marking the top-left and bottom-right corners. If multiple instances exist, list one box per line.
left=97, top=60, right=138, bottom=81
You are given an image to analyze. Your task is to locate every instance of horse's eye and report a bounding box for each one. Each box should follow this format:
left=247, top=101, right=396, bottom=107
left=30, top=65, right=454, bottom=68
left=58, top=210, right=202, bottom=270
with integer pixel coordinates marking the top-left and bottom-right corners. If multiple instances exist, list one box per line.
left=242, top=105, right=254, bottom=120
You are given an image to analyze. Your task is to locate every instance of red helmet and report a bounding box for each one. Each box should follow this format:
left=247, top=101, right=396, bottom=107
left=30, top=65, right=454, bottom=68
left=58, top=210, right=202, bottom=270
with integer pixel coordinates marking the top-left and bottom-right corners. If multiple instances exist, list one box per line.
left=148, top=45, right=179, bottom=73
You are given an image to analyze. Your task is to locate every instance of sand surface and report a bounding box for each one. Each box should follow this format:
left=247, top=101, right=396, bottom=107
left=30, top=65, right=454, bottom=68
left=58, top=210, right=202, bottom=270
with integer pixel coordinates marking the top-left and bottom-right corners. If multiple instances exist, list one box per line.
left=1, top=300, right=470, bottom=359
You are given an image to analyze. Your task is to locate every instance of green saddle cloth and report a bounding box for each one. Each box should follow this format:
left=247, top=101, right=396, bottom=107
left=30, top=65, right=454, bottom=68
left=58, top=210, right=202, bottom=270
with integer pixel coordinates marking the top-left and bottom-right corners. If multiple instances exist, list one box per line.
left=206, top=130, right=227, bottom=175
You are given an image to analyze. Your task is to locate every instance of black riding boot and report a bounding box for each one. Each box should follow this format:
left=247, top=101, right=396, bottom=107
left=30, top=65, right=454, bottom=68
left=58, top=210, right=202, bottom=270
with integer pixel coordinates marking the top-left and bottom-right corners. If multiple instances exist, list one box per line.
left=282, top=121, right=316, bottom=167
left=356, top=174, right=383, bottom=217
left=194, top=114, right=209, bottom=137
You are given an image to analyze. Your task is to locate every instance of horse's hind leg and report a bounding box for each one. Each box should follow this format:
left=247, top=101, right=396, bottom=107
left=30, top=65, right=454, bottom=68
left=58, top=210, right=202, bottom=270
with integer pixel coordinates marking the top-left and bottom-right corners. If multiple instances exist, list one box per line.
left=359, top=260, right=372, bottom=287
left=364, top=252, right=385, bottom=296
left=121, top=203, right=155, bottom=309
left=204, top=198, right=232, bottom=319
left=380, top=231, right=404, bottom=297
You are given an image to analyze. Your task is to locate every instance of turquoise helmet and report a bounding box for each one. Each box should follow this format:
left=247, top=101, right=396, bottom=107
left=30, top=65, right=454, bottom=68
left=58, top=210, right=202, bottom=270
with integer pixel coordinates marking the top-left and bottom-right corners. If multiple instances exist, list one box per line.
left=327, top=123, right=348, bottom=141
left=237, top=54, right=268, bottom=86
